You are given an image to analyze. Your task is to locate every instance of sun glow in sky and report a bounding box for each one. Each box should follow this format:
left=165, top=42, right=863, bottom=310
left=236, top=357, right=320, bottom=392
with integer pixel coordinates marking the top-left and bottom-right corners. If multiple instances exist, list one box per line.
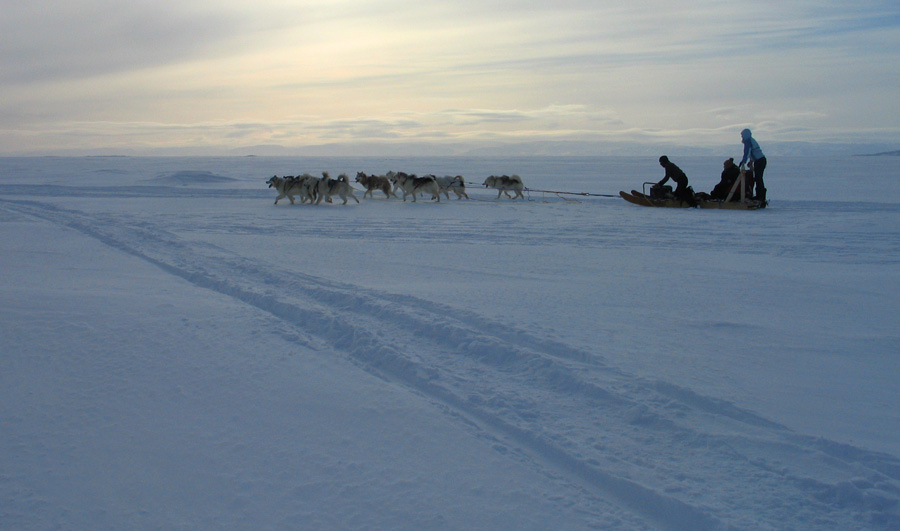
left=2, top=1, right=899, bottom=155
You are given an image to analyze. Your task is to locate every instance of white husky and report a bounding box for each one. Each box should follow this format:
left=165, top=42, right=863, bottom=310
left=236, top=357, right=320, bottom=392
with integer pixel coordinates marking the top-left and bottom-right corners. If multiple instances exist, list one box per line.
left=433, top=175, right=469, bottom=200
left=483, top=175, right=525, bottom=199
left=314, top=172, right=359, bottom=205
left=292, top=174, right=320, bottom=204
left=267, top=175, right=317, bottom=205
left=355, top=172, right=396, bottom=199
left=389, top=172, right=441, bottom=202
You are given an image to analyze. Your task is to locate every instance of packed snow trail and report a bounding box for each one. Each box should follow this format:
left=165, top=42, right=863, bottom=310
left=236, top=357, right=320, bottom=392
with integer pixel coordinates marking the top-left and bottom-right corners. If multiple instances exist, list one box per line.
left=3, top=196, right=899, bottom=530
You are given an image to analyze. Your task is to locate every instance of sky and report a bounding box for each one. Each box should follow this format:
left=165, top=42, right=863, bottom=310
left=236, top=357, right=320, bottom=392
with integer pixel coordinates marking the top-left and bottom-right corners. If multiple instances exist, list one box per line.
left=2, top=1, right=899, bottom=156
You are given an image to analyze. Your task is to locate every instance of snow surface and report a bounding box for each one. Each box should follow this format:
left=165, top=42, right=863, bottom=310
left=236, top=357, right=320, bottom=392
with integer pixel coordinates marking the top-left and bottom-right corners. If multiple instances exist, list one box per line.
left=1, top=155, right=899, bottom=529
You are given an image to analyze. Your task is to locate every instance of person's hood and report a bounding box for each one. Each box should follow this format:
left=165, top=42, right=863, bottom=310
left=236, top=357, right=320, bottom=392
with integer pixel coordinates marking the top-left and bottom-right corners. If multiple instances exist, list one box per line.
left=741, top=128, right=752, bottom=141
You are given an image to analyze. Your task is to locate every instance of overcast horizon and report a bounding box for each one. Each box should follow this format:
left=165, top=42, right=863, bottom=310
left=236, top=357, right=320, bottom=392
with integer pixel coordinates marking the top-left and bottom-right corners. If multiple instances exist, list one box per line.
left=3, top=2, right=899, bottom=156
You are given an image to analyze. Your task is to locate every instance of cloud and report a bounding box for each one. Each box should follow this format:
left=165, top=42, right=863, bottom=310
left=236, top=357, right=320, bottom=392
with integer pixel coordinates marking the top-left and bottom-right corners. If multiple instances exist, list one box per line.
left=2, top=1, right=899, bottom=154
left=0, top=1, right=247, bottom=84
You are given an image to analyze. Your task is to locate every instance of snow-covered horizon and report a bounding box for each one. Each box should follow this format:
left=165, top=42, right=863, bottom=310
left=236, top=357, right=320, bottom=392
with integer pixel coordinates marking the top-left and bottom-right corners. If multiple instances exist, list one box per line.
left=5, top=139, right=900, bottom=158
left=2, top=155, right=898, bottom=529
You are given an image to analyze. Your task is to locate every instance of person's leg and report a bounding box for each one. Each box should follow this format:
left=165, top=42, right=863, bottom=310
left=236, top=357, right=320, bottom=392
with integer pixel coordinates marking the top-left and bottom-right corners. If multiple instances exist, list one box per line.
left=753, top=157, right=767, bottom=199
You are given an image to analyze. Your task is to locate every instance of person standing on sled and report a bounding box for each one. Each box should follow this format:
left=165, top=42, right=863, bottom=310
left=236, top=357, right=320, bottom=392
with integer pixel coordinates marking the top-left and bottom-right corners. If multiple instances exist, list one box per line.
left=739, top=128, right=767, bottom=204
left=656, top=156, right=695, bottom=205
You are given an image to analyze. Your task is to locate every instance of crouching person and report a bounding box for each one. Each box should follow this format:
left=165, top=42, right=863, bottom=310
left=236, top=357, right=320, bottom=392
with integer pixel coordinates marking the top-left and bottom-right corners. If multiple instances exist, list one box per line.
left=656, top=156, right=697, bottom=206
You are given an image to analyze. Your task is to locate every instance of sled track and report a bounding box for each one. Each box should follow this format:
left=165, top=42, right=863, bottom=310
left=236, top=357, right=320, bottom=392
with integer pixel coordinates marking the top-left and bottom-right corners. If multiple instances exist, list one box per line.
left=4, top=198, right=900, bottom=530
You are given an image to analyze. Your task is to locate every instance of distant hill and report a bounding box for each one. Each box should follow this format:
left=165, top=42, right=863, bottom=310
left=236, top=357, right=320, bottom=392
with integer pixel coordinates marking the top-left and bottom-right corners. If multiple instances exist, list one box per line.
left=10, top=142, right=900, bottom=158
left=148, top=171, right=237, bottom=185
left=857, top=150, right=900, bottom=157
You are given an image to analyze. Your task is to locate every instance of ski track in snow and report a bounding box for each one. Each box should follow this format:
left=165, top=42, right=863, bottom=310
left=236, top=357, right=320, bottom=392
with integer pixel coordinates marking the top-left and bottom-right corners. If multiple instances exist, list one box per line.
left=3, top=190, right=900, bottom=530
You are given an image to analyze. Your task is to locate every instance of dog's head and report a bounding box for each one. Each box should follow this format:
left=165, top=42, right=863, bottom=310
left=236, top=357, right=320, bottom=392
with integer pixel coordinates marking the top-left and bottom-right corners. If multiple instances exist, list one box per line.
left=267, top=176, right=280, bottom=188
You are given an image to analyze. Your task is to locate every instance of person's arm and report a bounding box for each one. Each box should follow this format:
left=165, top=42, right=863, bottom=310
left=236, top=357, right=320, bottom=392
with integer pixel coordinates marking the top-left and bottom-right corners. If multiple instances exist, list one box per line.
left=657, top=171, right=670, bottom=186
left=739, top=140, right=751, bottom=168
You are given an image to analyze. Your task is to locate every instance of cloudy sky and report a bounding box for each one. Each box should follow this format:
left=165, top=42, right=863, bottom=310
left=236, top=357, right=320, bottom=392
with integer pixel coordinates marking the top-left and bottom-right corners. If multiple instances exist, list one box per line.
left=2, top=1, right=899, bottom=155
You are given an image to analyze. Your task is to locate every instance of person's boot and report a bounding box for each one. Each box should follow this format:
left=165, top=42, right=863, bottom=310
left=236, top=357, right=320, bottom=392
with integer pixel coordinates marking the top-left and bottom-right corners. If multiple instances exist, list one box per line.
left=756, top=187, right=767, bottom=208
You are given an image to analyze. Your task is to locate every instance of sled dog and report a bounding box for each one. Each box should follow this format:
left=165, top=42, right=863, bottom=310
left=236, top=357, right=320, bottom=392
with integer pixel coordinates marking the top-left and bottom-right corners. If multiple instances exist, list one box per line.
left=292, top=174, right=320, bottom=204
left=315, top=172, right=359, bottom=205
left=267, top=175, right=316, bottom=205
left=483, top=175, right=525, bottom=199
left=389, top=172, right=441, bottom=202
left=355, top=172, right=396, bottom=199
left=433, top=175, right=469, bottom=200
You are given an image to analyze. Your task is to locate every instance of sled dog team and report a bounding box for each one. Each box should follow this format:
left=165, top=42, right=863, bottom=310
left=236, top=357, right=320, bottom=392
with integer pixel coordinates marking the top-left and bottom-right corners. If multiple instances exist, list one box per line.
left=267, top=171, right=525, bottom=205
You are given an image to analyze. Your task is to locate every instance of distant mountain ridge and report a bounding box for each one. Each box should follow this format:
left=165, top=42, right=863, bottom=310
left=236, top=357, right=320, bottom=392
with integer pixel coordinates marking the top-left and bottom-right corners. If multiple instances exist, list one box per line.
left=8, top=142, right=900, bottom=158
left=857, top=150, right=900, bottom=157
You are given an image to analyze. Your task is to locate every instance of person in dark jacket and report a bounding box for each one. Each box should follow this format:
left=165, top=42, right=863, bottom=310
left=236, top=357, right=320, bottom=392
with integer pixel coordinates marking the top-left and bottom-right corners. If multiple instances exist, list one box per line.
left=711, top=157, right=742, bottom=200
left=656, top=156, right=694, bottom=204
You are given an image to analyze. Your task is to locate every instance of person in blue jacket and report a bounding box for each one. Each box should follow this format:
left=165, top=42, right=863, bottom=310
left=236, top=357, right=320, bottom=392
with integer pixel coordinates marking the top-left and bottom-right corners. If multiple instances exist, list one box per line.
left=739, top=128, right=767, bottom=204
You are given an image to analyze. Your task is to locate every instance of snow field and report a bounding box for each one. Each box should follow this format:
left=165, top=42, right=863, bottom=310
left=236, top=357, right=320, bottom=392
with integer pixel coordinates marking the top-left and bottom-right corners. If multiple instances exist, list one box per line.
left=1, top=155, right=899, bottom=529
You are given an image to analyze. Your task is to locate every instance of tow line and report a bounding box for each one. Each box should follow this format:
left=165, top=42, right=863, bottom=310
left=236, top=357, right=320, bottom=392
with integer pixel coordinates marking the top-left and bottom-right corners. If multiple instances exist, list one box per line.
left=523, top=187, right=618, bottom=202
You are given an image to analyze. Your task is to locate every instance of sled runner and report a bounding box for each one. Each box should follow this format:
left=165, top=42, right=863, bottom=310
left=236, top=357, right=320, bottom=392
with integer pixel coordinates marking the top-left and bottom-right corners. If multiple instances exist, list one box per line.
left=697, top=197, right=764, bottom=210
